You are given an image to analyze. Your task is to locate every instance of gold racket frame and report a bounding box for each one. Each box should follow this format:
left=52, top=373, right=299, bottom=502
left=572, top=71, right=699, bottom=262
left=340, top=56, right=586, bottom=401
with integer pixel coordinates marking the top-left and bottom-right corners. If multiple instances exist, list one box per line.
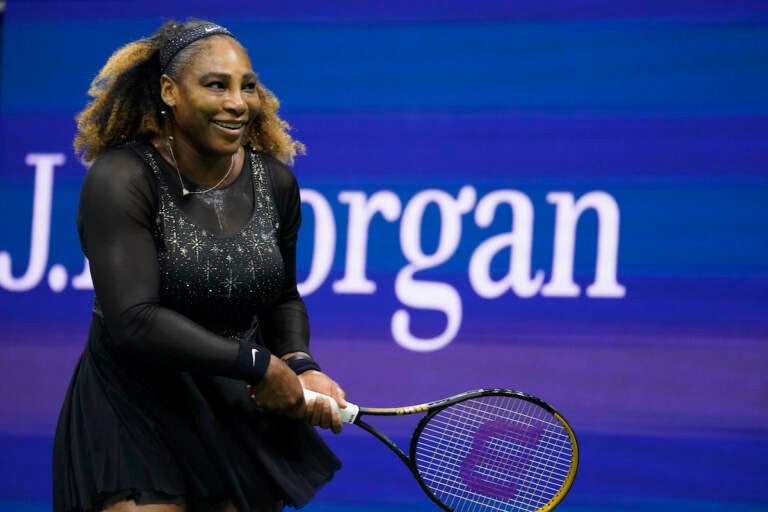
left=537, top=411, right=579, bottom=512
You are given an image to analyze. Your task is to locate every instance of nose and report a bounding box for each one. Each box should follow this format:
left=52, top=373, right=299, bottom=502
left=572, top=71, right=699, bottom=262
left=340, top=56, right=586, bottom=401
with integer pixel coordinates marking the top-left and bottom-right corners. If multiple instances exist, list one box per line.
left=223, top=88, right=247, bottom=116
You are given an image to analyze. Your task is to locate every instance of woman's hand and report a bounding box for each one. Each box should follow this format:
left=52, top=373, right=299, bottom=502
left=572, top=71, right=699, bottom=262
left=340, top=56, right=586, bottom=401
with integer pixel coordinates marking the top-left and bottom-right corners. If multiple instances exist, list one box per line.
left=248, top=355, right=306, bottom=419
left=299, top=371, right=347, bottom=434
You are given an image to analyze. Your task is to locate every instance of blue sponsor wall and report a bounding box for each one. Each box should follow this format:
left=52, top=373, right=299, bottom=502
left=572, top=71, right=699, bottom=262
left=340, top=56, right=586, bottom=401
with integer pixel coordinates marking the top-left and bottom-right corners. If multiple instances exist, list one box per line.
left=1, top=1, right=767, bottom=511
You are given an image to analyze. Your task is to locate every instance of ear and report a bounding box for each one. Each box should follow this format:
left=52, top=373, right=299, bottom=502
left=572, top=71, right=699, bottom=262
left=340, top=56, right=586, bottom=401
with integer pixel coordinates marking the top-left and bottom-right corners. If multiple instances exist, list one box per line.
left=160, top=74, right=178, bottom=108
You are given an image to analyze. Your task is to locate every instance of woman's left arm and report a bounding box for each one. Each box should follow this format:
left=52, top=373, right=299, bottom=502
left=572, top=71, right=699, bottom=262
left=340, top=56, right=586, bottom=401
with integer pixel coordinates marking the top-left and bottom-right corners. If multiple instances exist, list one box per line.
left=260, top=157, right=347, bottom=432
left=259, top=157, right=310, bottom=357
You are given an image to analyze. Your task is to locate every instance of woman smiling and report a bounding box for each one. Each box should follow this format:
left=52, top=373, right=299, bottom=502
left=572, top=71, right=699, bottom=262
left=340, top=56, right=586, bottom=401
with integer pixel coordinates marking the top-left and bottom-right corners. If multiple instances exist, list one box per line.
left=53, top=19, right=346, bottom=512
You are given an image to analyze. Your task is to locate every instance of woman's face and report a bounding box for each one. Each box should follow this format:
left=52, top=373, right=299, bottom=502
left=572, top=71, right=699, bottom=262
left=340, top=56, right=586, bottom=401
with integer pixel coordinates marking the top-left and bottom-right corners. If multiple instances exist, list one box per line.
left=162, top=36, right=261, bottom=157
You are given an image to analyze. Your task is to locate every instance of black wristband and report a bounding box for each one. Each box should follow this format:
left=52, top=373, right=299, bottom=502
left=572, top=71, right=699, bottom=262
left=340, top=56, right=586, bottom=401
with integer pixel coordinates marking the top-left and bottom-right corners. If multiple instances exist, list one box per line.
left=283, top=354, right=321, bottom=375
left=236, top=341, right=271, bottom=384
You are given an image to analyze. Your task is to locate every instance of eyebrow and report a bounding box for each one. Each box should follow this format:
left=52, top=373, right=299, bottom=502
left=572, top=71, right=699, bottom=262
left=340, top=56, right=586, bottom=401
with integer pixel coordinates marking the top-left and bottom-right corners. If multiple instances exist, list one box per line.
left=199, top=71, right=258, bottom=82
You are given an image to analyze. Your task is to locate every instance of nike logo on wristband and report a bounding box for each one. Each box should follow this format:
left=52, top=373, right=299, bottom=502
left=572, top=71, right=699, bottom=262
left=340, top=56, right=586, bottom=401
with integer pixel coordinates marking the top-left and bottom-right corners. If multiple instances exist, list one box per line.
left=252, top=348, right=259, bottom=366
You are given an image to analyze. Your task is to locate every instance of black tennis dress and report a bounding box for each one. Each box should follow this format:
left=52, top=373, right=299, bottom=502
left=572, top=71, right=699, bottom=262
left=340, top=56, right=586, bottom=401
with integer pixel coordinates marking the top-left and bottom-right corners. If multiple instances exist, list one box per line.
left=53, top=142, right=340, bottom=511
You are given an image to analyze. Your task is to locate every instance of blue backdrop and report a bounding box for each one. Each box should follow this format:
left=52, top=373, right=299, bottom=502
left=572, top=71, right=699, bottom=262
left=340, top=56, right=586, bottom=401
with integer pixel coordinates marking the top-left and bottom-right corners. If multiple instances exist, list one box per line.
left=1, top=1, right=767, bottom=511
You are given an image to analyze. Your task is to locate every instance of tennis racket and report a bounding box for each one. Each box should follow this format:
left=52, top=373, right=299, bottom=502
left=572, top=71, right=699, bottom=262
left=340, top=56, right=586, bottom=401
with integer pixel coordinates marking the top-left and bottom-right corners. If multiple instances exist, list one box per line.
left=304, top=387, right=578, bottom=512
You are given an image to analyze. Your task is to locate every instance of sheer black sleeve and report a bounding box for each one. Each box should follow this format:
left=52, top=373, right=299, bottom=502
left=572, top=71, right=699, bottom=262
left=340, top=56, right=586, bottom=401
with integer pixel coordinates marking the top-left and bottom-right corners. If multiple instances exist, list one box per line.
left=259, top=155, right=312, bottom=357
left=78, top=147, right=262, bottom=382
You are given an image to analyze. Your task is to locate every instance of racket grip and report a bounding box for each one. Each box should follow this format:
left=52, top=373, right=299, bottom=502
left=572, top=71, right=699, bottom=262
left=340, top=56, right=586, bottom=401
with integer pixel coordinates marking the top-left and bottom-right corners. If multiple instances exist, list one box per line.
left=303, top=388, right=359, bottom=424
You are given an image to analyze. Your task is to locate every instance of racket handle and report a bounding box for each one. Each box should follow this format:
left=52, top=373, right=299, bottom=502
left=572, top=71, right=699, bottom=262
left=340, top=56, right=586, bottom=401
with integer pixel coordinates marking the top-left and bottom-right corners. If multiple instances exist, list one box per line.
left=303, top=388, right=359, bottom=424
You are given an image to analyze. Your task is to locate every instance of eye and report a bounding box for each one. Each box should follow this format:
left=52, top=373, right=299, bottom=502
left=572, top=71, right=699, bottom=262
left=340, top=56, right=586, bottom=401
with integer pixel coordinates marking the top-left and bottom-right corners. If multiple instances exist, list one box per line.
left=243, top=82, right=257, bottom=92
left=206, top=81, right=225, bottom=89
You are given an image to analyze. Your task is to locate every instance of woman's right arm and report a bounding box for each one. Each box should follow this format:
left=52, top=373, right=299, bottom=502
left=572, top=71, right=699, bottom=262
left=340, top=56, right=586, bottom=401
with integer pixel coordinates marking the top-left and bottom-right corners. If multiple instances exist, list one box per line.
left=78, top=148, right=304, bottom=416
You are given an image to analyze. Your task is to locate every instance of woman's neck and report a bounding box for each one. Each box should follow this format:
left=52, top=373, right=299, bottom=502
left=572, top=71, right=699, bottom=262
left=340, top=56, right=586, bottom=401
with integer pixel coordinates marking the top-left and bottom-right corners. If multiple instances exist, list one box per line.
left=153, top=135, right=242, bottom=188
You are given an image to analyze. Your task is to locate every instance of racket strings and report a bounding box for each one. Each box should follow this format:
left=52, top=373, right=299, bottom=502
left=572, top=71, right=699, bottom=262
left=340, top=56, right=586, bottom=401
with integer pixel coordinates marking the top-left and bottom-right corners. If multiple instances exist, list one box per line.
left=444, top=405, right=569, bottom=511
left=420, top=435, right=563, bottom=508
left=420, top=405, right=571, bottom=477
left=419, top=417, right=573, bottom=475
left=417, top=439, right=569, bottom=510
left=414, top=394, right=574, bottom=512
left=426, top=403, right=570, bottom=511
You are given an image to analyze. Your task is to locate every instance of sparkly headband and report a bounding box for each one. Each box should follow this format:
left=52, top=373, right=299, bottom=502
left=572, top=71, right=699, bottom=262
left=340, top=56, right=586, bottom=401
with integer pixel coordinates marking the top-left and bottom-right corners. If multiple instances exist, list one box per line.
left=159, top=22, right=233, bottom=72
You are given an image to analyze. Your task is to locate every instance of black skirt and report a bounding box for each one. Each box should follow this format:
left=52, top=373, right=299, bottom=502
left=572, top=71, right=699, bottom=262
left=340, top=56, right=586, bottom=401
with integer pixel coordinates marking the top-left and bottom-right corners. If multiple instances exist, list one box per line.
left=52, top=318, right=341, bottom=511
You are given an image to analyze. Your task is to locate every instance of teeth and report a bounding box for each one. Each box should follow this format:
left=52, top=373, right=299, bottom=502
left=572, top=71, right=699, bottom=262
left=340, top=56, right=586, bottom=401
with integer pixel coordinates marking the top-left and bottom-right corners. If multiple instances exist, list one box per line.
left=214, top=121, right=244, bottom=129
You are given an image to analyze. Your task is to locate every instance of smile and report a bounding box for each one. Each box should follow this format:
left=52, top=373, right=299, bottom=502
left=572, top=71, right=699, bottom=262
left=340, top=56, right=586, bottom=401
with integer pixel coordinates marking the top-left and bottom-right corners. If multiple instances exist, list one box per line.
left=212, top=120, right=246, bottom=130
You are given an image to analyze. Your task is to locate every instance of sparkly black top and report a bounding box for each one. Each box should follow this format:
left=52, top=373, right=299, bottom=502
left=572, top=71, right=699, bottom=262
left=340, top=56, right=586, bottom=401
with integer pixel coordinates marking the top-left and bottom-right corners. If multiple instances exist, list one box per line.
left=78, top=142, right=310, bottom=381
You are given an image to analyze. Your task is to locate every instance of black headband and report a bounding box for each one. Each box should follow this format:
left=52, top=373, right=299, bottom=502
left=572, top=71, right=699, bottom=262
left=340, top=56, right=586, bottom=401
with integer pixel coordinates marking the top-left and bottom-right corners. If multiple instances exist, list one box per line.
left=159, top=22, right=233, bottom=73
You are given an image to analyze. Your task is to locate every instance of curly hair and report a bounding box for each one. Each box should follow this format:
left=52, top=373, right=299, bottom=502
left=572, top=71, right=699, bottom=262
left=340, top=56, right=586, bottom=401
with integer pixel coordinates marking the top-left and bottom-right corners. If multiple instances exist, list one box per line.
left=74, top=19, right=305, bottom=164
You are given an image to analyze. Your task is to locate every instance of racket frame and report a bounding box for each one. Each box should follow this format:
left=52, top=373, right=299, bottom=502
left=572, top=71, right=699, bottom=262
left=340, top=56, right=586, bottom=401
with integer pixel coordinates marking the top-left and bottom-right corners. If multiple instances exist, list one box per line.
left=351, top=388, right=579, bottom=512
